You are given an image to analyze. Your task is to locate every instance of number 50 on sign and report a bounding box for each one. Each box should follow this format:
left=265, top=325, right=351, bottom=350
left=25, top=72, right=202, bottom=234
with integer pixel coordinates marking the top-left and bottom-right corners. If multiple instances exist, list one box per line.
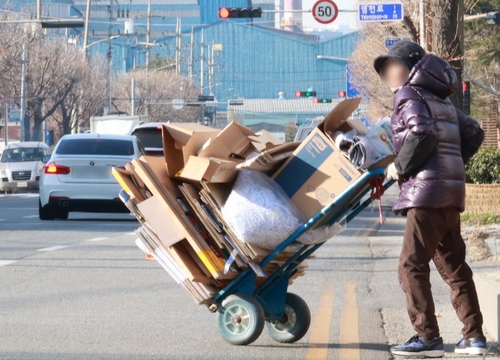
left=312, top=0, right=339, bottom=24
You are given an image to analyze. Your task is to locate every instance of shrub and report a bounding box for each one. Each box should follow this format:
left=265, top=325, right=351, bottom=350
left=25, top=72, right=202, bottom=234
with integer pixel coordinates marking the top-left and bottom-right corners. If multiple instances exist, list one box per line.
left=465, top=147, right=500, bottom=184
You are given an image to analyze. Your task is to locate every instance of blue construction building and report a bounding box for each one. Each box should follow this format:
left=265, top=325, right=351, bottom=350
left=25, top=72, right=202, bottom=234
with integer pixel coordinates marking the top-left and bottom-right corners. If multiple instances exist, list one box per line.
left=1, top=0, right=360, bottom=128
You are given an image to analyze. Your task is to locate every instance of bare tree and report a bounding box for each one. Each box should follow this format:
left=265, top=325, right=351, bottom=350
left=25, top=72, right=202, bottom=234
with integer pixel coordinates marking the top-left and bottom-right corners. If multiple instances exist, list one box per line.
left=49, top=54, right=107, bottom=136
left=112, top=70, right=201, bottom=123
left=0, top=29, right=94, bottom=141
left=350, top=0, right=476, bottom=118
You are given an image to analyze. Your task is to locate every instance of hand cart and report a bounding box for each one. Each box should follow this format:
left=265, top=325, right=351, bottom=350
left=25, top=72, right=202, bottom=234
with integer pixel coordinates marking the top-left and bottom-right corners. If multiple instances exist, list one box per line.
left=212, top=168, right=394, bottom=345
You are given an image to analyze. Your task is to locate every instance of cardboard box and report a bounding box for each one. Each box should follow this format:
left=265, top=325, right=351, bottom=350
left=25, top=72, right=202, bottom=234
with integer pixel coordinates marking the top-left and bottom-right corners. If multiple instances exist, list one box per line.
left=318, top=98, right=361, bottom=137
left=273, top=128, right=361, bottom=219
left=237, top=142, right=299, bottom=173
left=272, top=99, right=363, bottom=220
left=198, top=122, right=283, bottom=160
left=162, top=123, right=220, bottom=177
left=180, top=156, right=242, bottom=183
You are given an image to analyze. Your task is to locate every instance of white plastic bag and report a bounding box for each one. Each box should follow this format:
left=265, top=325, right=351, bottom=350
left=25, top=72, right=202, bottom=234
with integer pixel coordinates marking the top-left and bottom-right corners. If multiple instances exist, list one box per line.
left=221, top=170, right=331, bottom=250
left=348, top=117, right=396, bottom=170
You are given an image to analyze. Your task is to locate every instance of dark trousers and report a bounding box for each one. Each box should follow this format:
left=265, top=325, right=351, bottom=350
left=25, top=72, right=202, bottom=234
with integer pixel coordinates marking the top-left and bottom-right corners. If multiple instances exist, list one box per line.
left=399, top=207, right=484, bottom=339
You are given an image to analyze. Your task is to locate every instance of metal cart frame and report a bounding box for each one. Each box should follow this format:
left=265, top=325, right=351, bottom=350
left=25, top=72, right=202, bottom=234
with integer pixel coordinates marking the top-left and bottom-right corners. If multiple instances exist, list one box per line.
left=213, top=168, right=394, bottom=345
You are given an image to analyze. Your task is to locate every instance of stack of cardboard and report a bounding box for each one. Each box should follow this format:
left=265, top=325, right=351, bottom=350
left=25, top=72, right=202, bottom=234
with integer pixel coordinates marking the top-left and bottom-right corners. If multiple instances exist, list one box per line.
left=113, top=98, right=392, bottom=306
left=112, top=122, right=311, bottom=306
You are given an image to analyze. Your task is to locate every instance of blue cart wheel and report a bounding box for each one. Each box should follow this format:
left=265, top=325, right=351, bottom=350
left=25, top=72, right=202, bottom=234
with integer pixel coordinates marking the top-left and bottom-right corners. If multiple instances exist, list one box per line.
left=217, top=294, right=265, bottom=346
left=265, top=293, right=311, bottom=343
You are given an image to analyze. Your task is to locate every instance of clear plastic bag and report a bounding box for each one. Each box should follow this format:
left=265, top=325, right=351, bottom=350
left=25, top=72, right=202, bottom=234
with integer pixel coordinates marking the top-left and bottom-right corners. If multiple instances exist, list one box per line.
left=221, top=170, right=335, bottom=250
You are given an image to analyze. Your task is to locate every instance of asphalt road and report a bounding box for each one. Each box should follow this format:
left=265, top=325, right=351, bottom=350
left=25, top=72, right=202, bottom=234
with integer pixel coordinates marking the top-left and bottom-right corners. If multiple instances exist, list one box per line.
left=0, top=193, right=495, bottom=359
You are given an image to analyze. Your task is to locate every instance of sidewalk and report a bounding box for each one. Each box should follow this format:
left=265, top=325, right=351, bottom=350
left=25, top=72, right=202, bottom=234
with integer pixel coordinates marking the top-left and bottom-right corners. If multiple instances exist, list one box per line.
left=374, top=186, right=500, bottom=358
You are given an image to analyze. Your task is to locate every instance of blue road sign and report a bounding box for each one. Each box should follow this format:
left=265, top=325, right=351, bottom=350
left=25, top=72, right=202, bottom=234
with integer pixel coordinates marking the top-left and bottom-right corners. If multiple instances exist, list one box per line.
left=346, top=66, right=360, bottom=99
left=385, top=37, right=411, bottom=48
left=358, top=3, right=404, bottom=22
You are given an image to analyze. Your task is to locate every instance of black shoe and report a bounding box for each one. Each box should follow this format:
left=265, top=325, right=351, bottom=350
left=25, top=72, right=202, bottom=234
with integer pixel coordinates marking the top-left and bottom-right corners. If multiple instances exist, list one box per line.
left=454, top=336, right=488, bottom=355
left=390, top=334, right=444, bottom=358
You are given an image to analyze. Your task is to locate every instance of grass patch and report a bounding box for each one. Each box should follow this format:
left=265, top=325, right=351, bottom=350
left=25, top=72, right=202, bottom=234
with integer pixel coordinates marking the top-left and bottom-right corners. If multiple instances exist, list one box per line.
left=462, top=213, right=500, bottom=225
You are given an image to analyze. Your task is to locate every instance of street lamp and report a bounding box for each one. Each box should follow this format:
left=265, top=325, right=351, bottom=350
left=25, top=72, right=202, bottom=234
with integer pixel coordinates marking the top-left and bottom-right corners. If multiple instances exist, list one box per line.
left=83, top=35, right=120, bottom=51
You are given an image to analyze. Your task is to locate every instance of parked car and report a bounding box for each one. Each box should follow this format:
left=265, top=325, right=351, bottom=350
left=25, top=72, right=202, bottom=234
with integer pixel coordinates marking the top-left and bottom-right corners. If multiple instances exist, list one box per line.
left=131, top=122, right=164, bottom=156
left=39, top=134, right=144, bottom=220
left=0, top=142, right=51, bottom=193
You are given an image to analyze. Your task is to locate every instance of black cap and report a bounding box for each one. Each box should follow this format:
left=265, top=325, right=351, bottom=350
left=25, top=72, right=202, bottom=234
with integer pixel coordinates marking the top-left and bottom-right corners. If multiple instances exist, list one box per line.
left=374, top=41, right=426, bottom=75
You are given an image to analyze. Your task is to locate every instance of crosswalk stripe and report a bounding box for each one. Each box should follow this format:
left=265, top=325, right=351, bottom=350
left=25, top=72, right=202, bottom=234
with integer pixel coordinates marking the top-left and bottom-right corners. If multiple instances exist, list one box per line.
left=339, top=283, right=361, bottom=360
left=305, top=284, right=334, bottom=360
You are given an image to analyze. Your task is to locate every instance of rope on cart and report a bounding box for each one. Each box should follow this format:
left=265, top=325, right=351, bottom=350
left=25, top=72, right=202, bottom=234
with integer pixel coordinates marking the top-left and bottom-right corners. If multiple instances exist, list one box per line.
left=369, top=177, right=385, bottom=224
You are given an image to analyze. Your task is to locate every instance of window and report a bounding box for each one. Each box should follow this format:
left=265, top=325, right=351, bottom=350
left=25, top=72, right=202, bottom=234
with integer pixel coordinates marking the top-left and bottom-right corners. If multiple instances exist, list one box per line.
left=56, top=139, right=135, bottom=156
left=132, top=128, right=163, bottom=149
left=0, top=148, right=45, bottom=162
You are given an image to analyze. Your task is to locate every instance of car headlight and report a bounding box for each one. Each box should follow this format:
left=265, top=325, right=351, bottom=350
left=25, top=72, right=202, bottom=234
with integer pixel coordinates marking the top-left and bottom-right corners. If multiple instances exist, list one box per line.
left=37, top=165, right=45, bottom=174
left=0, top=166, right=5, bottom=175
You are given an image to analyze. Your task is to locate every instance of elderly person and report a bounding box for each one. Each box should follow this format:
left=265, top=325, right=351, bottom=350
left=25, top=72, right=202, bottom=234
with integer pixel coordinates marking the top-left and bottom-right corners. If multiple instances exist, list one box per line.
left=374, top=41, right=486, bottom=357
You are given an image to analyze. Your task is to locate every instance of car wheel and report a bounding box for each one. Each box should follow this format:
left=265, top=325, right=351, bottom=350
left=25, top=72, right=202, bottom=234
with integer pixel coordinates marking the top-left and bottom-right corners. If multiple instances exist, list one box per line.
left=39, top=199, right=56, bottom=221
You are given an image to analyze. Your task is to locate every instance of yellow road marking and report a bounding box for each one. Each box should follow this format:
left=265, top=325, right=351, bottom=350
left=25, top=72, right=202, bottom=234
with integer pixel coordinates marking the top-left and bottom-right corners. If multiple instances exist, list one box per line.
left=339, top=283, right=361, bottom=360
left=305, top=285, right=334, bottom=360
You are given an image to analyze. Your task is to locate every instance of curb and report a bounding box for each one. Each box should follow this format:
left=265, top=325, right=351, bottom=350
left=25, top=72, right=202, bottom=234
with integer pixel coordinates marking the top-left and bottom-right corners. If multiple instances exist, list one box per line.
left=475, top=273, right=500, bottom=342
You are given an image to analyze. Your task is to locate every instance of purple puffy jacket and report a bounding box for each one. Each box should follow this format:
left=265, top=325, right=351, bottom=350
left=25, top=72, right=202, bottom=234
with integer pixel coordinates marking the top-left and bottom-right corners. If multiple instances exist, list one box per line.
left=391, top=54, right=482, bottom=213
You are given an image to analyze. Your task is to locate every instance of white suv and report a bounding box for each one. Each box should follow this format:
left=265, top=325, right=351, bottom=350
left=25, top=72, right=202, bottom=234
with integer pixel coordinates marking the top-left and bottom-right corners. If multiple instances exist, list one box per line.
left=0, top=142, right=51, bottom=193
left=39, top=133, right=144, bottom=220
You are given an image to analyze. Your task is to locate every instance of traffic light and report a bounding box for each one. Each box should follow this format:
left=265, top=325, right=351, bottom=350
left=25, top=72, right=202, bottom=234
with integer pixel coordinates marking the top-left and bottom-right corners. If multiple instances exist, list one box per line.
left=313, top=98, right=332, bottom=103
left=463, top=81, right=471, bottom=115
left=295, top=91, right=317, bottom=97
left=218, top=7, right=262, bottom=19
left=198, top=95, right=215, bottom=102
left=486, top=12, right=500, bottom=25
left=338, top=90, right=347, bottom=98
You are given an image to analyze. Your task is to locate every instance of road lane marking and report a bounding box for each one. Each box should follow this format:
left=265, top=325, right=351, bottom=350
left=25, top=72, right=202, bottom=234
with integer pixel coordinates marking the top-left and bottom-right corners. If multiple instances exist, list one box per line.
left=22, top=215, right=39, bottom=219
left=125, top=232, right=136, bottom=236
left=0, top=260, right=17, bottom=267
left=37, top=245, right=70, bottom=252
left=85, top=237, right=108, bottom=242
left=0, top=219, right=5, bottom=221
left=339, top=283, right=361, bottom=360
left=306, top=284, right=334, bottom=360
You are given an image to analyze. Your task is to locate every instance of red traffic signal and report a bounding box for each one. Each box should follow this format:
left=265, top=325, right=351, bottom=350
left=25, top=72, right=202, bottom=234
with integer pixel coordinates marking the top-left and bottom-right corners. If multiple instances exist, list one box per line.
left=219, top=8, right=230, bottom=18
left=218, top=7, right=262, bottom=18
left=338, top=90, right=347, bottom=98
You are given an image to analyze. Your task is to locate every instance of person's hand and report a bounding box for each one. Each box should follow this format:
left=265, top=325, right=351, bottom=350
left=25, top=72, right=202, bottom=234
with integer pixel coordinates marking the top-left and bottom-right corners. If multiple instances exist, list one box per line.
left=385, top=162, right=400, bottom=180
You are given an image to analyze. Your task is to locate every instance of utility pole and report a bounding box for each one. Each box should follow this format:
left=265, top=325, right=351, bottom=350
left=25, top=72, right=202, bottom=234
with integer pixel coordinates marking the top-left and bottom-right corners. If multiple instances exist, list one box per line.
left=189, top=26, right=194, bottom=79
left=208, top=42, right=214, bottom=95
left=4, top=105, right=8, bottom=146
left=37, top=0, right=42, bottom=20
left=146, top=0, right=151, bottom=69
left=83, top=0, right=91, bottom=58
left=20, top=44, right=27, bottom=142
left=200, top=28, right=204, bottom=94
left=131, top=78, right=136, bottom=116
left=175, top=17, right=182, bottom=75
left=107, top=0, right=113, bottom=113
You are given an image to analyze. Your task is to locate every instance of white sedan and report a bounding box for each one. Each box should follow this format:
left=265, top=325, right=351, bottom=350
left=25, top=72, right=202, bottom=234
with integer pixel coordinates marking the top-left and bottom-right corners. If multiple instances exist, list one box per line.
left=39, top=133, right=144, bottom=220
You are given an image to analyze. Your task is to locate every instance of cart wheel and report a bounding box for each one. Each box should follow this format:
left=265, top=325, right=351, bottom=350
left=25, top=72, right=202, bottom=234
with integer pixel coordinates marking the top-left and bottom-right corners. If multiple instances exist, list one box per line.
left=265, top=293, right=311, bottom=343
left=217, top=294, right=265, bottom=346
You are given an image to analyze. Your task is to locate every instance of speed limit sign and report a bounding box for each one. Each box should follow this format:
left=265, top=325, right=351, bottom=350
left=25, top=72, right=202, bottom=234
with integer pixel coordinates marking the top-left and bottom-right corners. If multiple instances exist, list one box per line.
left=312, top=0, right=339, bottom=24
